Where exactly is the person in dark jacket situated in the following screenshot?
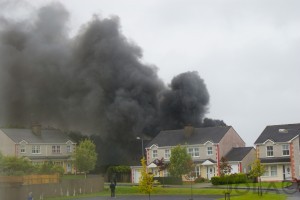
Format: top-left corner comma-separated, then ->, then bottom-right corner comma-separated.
109,181 -> 116,197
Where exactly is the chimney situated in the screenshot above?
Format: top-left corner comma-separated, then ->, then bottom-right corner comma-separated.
184,125 -> 194,138
31,122 -> 42,136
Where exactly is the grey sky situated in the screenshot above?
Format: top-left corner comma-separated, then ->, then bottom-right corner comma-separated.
3,0 -> 300,146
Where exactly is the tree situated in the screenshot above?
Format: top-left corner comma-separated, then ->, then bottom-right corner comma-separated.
219,157 -> 232,176
169,145 -> 193,178
73,139 -> 97,178
139,157 -> 154,200
249,159 -> 266,196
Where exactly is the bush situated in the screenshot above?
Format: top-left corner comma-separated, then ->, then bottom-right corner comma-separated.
153,177 -> 183,185
211,173 -> 249,185
194,176 -> 207,183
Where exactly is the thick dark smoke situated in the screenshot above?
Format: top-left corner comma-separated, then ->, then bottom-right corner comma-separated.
0,2 -> 225,166
159,71 -> 209,130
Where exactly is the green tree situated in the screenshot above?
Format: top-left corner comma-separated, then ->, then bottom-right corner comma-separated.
73,139 -> 97,178
169,145 -> 193,178
139,157 -> 154,200
249,159 -> 266,196
219,156 -> 232,176
2,156 -> 35,175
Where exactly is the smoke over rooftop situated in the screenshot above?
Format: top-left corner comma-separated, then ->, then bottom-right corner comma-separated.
0,2 -> 225,165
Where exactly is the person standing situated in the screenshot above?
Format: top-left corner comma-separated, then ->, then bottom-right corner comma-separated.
109,181 -> 116,198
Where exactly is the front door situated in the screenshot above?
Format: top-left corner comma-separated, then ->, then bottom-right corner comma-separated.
283,165 -> 291,180
67,163 -> 72,173
207,166 -> 215,180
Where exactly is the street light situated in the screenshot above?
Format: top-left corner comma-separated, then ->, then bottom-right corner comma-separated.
136,136 -> 144,158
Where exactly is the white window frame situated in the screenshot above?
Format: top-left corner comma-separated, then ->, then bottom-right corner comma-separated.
32,145 -> 41,154
282,144 -> 289,156
67,145 -> 72,153
270,166 -> 277,176
207,147 -> 213,155
52,145 -> 61,154
164,149 -> 170,159
20,145 -> 26,153
152,150 -> 158,158
188,147 -> 200,157
266,146 -> 273,157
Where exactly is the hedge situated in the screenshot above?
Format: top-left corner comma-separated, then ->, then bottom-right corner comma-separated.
211,173 -> 249,185
153,177 -> 183,185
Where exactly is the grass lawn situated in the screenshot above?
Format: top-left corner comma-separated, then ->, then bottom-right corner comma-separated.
217,181 -> 293,189
45,185 -> 287,200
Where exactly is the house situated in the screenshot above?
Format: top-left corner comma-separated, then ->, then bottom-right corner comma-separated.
145,125 -> 247,180
224,147 -> 256,174
0,123 -> 76,173
254,123 -> 300,181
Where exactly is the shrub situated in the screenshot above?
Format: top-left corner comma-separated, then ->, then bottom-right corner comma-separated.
194,176 -> 207,183
211,173 -> 249,185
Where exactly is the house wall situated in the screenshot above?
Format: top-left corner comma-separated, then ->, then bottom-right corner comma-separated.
257,141 -> 291,158
261,164 -> 284,182
0,130 -> 16,156
291,137 -> 300,179
241,148 -> 256,173
147,143 -> 217,164
218,127 -> 245,158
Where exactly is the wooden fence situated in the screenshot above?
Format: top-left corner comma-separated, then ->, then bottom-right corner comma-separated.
0,174 -> 59,185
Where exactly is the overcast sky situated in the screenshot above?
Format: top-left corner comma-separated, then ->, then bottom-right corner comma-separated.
3,0 -> 300,146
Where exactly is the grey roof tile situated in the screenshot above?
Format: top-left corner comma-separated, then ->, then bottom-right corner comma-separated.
260,157 -> 291,163
0,128 -> 74,144
224,147 -> 254,161
254,123 -> 300,144
146,126 -> 232,147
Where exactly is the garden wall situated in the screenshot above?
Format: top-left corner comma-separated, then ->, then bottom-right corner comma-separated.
0,175 -> 104,200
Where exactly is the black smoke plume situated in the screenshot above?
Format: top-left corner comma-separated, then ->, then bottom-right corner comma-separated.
0,2 -> 225,166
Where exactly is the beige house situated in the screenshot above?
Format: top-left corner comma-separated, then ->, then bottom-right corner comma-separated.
0,124 -> 76,174
145,125 -> 248,180
254,123 -> 300,181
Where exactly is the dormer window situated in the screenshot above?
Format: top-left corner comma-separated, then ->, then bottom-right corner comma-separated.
282,144 -> 289,156
152,150 -> 158,158
266,146 -> 273,157
20,145 -> 26,153
207,147 -> 213,155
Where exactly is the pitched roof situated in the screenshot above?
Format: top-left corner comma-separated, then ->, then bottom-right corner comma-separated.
254,123 -> 300,144
225,147 -> 254,162
0,128 -> 74,144
146,126 -> 232,148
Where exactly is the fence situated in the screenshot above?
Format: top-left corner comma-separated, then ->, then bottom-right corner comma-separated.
0,175 -> 104,200
0,174 -> 59,185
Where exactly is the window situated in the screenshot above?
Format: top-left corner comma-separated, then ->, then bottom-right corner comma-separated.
67,145 -> 72,153
32,145 -> 41,154
152,150 -> 158,158
164,149 -> 170,159
188,147 -> 200,157
263,166 -> 269,176
52,145 -> 61,154
270,166 -> 277,176
282,144 -> 289,156
207,147 -> 213,155
20,145 -> 26,153
266,146 -> 273,157
163,169 -> 169,177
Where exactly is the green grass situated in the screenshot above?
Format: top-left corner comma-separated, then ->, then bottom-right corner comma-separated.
45,185 -> 287,200
217,181 -> 292,189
